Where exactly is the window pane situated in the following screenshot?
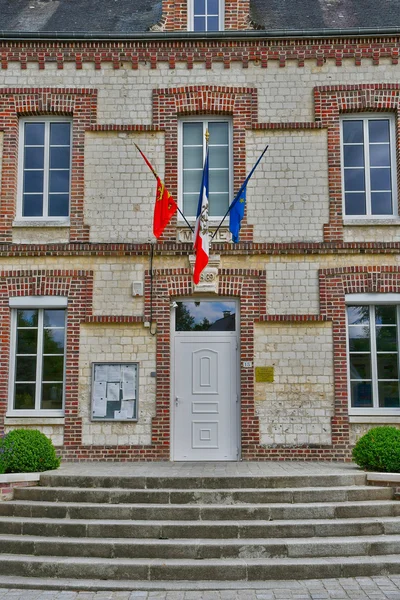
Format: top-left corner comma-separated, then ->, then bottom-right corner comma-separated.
183,193 -> 199,216
50,123 -> 71,146
24,170 -> 44,194
207,0 -> 219,12
24,147 -> 44,170
183,147 -> 203,170
49,170 -> 70,193
176,301 -> 236,331
343,145 -> 364,168
14,383 -> 36,410
183,123 -> 203,146
371,192 -> 393,215
17,310 -> 38,327
209,169 -> 229,193
25,123 -> 45,146
43,328 -> 65,354
16,356 -> 37,382
209,122 -> 229,145
207,15 -> 219,29
50,147 -> 70,169
350,354 -> 371,379
344,169 -> 365,192
351,381 -> 373,407
369,144 -> 390,167
377,354 -> 398,380
347,306 -> 369,326
43,310 -> 65,328
194,0 -> 205,13
194,16 -> 206,30
48,194 -> 69,217
23,194 -> 43,217
209,192 -> 229,216
369,120 -> 390,143
345,193 -> 366,215
183,170 -> 202,193
343,121 -> 363,143
348,325 -> 370,351
378,381 -> 400,408
17,329 -> 38,354
209,146 -> 229,169
42,355 -> 64,381
41,383 -> 63,410
376,306 -> 396,325
370,168 -> 391,191
376,326 -> 397,352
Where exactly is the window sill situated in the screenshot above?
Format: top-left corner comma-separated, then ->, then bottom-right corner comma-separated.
343,218 -> 400,226
5,416 -> 65,424
349,415 -> 400,424
12,219 -> 70,228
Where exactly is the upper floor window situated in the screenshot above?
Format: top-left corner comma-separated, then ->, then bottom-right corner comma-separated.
347,299 -> 400,413
8,297 -> 67,416
179,119 -> 232,219
18,119 -> 72,220
341,115 -> 397,218
189,0 -> 224,31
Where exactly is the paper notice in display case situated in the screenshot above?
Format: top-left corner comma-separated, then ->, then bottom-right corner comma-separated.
91,363 -> 138,421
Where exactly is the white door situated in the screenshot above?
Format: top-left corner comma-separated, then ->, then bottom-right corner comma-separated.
172,301 -> 239,461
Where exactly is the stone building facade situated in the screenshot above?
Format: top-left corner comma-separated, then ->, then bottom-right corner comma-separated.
0,0 -> 400,461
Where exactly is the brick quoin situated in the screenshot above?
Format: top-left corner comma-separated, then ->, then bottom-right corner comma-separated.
0,88 -> 97,243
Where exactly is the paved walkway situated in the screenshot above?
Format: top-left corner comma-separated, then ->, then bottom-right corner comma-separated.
47,461 -> 360,477
1,577 -> 400,599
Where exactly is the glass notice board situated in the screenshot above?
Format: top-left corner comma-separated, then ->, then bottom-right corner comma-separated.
91,363 -> 138,421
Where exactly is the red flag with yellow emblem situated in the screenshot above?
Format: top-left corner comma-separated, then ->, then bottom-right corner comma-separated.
135,144 -> 177,239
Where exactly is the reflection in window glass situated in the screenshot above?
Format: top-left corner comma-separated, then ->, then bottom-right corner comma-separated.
347,305 -> 400,409
176,301 -> 236,331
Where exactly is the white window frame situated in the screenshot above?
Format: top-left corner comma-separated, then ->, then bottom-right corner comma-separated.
178,117 -> 233,222
340,114 -> 398,220
7,296 -> 67,417
17,117 -> 72,223
346,293 -> 400,415
188,0 -> 225,31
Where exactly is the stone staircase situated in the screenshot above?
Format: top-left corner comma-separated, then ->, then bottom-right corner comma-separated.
0,467 -> 399,589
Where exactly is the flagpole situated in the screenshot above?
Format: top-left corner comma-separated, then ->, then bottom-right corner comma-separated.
134,142 -> 194,234
211,144 -> 269,241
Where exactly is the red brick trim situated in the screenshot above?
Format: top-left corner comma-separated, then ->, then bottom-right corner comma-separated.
161,0 -> 251,31
314,84 -> 400,243
89,125 -> 162,132
0,40 -> 400,71
253,122 -> 324,130
0,269 -> 94,448
84,315 -> 144,323
0,88 -> 97,243
153,85 -> 258,242
259,314 -> 328,322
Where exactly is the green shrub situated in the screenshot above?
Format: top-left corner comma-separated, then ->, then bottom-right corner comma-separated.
0,429 -> 60,474
352,426 -> 400,473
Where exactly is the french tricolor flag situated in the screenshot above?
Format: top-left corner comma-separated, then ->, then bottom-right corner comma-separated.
193,149 -> 210,285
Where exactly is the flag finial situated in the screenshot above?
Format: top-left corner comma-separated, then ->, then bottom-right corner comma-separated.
205,129 -> 210,144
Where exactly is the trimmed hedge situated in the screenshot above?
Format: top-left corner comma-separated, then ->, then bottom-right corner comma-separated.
0,429 -> 60,474
352,426 -> 400,473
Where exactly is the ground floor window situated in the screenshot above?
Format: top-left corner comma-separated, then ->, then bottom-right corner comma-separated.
347,303 -> 400,410
9,298 -> 66,416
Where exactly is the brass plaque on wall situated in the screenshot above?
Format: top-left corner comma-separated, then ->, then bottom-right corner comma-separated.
255,366 -> 274,382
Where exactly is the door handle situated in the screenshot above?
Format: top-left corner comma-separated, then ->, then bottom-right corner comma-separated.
175,396 -> 180,406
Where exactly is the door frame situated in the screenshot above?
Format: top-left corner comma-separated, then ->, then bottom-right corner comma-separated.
170,297 -> 241,461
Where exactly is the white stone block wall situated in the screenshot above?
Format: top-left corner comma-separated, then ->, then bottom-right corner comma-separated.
79,323 -> 156,446
254,322 -> 334,446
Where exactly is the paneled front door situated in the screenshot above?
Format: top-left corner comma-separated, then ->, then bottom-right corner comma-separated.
172,300 -> 239,461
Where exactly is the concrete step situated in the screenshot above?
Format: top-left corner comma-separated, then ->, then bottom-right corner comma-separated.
39,473 -> 368,490
1,533 -> 399,559
13,485 -> 394,504
1,499 -> 399,521
0,553 -> 400,581
0,515 -> 399,539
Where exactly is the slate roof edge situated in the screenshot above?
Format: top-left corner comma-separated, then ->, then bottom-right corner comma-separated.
2,27 -> 400,41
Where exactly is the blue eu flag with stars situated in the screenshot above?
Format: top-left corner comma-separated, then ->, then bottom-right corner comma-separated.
229,187 -> 247,243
